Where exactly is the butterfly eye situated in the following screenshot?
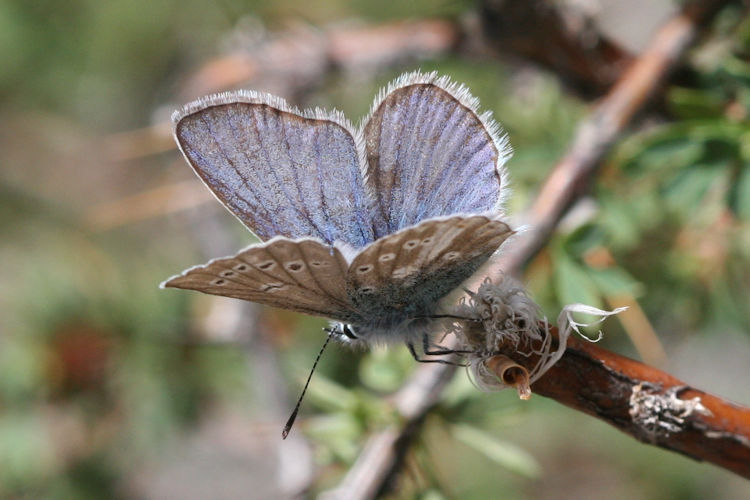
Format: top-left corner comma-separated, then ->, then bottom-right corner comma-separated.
404,239 -> 419,250
286,261 -> 304,272
233,263 -> 249,272
220,270 -> 235,277
378,253 -> 395,262
443,251 -> 461,261
356,264 -> 374,274
211,278 -> 226,286
421,237 -> 433,245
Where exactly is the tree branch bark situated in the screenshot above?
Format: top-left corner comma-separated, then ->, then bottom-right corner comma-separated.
491,328 -> 750,479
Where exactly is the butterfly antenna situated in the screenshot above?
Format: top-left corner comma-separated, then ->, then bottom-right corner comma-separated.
282,327 -> 336,439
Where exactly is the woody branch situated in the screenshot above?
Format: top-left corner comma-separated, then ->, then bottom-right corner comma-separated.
491,327 -> 750,479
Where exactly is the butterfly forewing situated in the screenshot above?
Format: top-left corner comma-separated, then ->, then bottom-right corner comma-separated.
346,216 -> 513,319
163,237 -> 358,321
174,97 -> 375,248
363,74 -> 510,236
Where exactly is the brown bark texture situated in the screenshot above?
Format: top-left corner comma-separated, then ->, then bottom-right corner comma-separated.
493,328 -> 750,479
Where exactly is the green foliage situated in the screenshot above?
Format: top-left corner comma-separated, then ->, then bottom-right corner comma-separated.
450,423 -> 541,478
528,10 -> 750,342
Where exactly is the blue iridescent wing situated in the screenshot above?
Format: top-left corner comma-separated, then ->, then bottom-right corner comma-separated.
362,72 -> 511,237
173,92 -> 376,248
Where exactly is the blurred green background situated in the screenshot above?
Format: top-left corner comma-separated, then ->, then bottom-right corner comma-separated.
1,0 -> 749,498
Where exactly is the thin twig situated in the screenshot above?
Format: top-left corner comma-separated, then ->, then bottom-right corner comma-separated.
321,363 -> 458,500
326,0 -> 733,497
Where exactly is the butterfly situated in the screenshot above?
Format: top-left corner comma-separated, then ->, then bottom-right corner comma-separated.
162,71 -> 514,357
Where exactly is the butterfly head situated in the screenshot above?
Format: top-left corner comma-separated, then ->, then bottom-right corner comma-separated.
332,323 -> 359,341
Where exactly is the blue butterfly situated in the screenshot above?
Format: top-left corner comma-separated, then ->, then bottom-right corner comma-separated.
163,71 -> 513,353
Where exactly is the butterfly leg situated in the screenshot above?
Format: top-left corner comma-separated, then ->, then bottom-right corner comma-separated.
407,341 -> 467,366
421,334 -> 473,356
409,315 -> 478,356
424,313 -> 481,322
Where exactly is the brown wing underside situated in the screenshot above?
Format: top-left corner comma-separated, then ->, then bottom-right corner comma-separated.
163,237 -> 358,322
346,215 -> 513,317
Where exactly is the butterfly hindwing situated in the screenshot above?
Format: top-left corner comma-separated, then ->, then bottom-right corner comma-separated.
162,237 -> 358,322
413,216 -> 513,301
363,73 -> 510,237
346,216 -> 513,319
174,95 -> 376,248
